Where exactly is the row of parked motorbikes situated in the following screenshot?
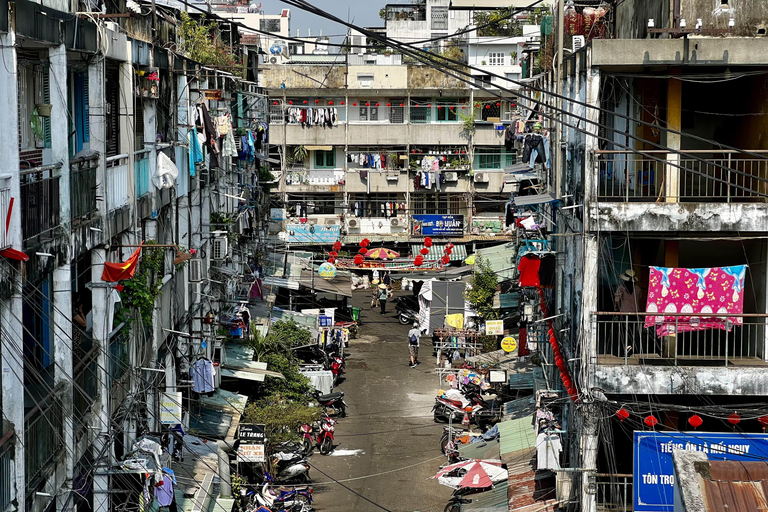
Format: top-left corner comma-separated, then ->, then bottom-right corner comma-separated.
240,332 -> 353,512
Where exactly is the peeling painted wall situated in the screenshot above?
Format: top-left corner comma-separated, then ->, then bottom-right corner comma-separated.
407,65 -> 466,89
594,364 -> 768,395
260,65 -> 347,89
592,202 -> 768,232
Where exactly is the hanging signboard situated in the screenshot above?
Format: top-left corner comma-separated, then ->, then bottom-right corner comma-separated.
237,444 -> 265,463
238,424 -> 266,463
634,431 -> 768,511
412,215 -> 464,237
286,224 -> 341,244
202,89 -> 222,100
318,262 -> 337,279
485,320 -> 504,335
160,392 -> 182,425
500,336 -> 518,353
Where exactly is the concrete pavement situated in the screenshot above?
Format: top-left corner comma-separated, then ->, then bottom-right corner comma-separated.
311,291 -> 453,512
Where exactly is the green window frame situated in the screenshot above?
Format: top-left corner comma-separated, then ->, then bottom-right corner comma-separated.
435,99 -> 459,122
409,99 -> 431,123
314,150 -> 336,169
478,149 -> 502,170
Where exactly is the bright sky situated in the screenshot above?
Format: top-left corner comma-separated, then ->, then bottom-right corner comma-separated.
259,0 -> 385,41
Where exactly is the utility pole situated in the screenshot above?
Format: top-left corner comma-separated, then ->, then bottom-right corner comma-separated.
555,0 -> 564,200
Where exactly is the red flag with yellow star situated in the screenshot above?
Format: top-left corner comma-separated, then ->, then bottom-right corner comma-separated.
102,244 -> 142,282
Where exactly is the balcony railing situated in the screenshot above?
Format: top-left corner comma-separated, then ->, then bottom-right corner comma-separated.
385,4 -> 426,21
21,163 -> 62,247
596,150 -> 768,203
73,336 -> 99,438
25,395 -> 63,488
70,154 -> 99,222
134,149 -> 151,198
596,474 -> 632,512
0,430 -> 13,511
593,312 -> 768,366
106,154 -> 130,211
285,169 -> 344,186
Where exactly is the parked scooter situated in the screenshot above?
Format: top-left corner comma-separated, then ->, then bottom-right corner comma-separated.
313,389 -> 347,418
394,296 -> 419,325
330,355 -> 345,384
253,475 -> 314,511
301,415 -> 336,456
268,451 -> 312,484
433,385 -> 502,430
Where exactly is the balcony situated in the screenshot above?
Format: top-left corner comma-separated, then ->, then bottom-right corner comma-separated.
70,154 -> 99,223
596,474 -> 632,512
106,154 -> 130,211
385,4 -> 426,22
25,394 -> 63,489
592,312 -> 768,396
134,149 -> 151,198
593,151 -> 768,232
0,430 -> 13,511
284,168 -> 344,192
21,163 -> 61,248
73,334 -> 98,438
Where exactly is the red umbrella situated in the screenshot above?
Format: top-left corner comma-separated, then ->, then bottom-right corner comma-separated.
364,247 -> 401,259
432,459 -> 507,489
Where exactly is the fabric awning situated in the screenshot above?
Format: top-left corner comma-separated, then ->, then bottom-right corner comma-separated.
305,145 -> 333,151
0,247 -> 29,261
410,244 -> 467,262
514,193 -> 558,206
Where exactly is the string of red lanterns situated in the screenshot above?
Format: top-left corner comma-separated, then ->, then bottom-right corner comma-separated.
538,286 -> 577,401
272,100 -> 515,110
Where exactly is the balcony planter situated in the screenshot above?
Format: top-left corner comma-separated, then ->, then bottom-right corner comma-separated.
35,103 -> 52,117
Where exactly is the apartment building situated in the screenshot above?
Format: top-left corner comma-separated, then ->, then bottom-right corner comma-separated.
263,1 -> 546,256
0,2 -> 270,510
529,1 -> 768,510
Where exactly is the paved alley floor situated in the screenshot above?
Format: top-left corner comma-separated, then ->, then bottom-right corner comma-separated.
311,291 -> 453,512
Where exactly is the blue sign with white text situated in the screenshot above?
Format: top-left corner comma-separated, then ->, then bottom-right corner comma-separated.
634,431 -> 768,511
286,224 -> 340,244
412,215 -> 464,237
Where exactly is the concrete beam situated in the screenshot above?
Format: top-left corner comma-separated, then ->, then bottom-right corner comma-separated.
595,364 -> 768,395
590,202 -> 768,232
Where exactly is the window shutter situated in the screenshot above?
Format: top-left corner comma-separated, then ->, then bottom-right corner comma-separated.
82,73 -> 90,143
42,68 -> 51,149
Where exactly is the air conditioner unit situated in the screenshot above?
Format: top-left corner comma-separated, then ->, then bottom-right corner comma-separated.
347,218 -> 359,229
572,35 -> 585,52
324,218 -> 337,225
189,259 -> 203,282
390,218 -> 400,227
212,237 -> 228,260
444,172 -> 459,181
269,56 -> 278,64
474,173 -> 489,183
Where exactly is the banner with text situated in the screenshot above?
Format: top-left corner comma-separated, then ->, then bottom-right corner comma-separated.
412,215 -> 464,237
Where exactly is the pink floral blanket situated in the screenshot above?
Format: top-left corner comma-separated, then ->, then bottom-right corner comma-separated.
644,265 -> 747,336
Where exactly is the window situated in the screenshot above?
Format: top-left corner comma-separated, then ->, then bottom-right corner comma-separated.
436,100 -> 459,122
431,6 -> 448,30
105,64 -> 120,157
476,102 -> 501,122
359,102 -> 378,122
259,19 -> 281,33
72,71 -> 90,154
389,101 -> 405,124
478,149 -> 501,169
18,65 -> 50,150
410,99 -> 431,123
488,52 -> 505,66
413,194 -> 462,215
314,150 -> 336,169
357,74 -> 374,88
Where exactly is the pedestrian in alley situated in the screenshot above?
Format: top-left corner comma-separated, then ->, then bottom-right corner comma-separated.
408,322 -> 421,368
383,271 -> 391,287
377,283 -> 389,314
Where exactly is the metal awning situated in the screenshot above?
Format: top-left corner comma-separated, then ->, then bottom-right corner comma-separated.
513,193 -> 558,206
461,481 -> 509,511
305,145 -> 333,151
409,244 -> 467,262
254,154 -> 280,164
299,270 -> 353,297
220,367 -> 285,382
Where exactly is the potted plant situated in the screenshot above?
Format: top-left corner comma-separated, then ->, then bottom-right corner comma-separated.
35,103 -> 52,117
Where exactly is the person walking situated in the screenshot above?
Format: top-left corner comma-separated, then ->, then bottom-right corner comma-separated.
383,271 -> 391,287
408,322 -> 421,368
377,283 -> 389,314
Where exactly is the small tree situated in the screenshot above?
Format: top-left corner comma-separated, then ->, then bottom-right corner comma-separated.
243,401 -> 321,448
465,256 -> 499,320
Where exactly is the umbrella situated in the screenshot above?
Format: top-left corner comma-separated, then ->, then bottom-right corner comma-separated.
432,459 -> 507,489
465,254 -> 476,265
364,247 -> 401,259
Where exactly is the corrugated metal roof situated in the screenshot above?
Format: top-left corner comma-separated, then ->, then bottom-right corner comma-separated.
458,439 -> 501,461
475,243 -> 517,280
703,461 -> 768,512
463,481 -> 509,511
498,417 -> 536,457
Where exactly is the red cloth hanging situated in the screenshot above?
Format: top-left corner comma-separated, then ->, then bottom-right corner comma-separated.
517,254 -> 541,287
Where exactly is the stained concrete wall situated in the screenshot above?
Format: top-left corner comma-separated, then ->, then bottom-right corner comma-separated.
260,65 -> 347,89
594,364 -> 768,395
592,202 -> 768,232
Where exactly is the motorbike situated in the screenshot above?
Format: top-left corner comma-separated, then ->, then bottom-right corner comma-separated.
301,415 -> 336,456
394,296 -> 419,325
433,385 -> 502,430
292,344 -> 330,368
439,426 -> 483,454
268,451 -> 312,484
330,355 -> 346,384
313,389 -> 347,418
253,476 -> 314,511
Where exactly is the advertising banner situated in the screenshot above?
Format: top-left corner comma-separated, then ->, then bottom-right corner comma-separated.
286,224 -> 340,244
412,215 -> 464,237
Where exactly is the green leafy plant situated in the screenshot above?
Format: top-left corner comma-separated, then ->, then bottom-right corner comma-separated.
465,256 -> 499,320
292,145 -> 308,164
243,401 -> 321,448
116,242 -> 166,328
179,12 -> 243,73
459,106 -> 478,135
474,8 -> 524,37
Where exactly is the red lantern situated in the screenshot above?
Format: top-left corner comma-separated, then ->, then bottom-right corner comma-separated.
328,257 -> 336,264
289,100 -> 293,104
329,251 -> 338,257
341,101 -> 345,105
616,408 -> 630,422
354,254 -> 364,266
485,105 -> 490,109
329,101 -> 334,105
333,241 -> 341,251
437,106 -> 442,110
446,248 -> 452,255
420,248 -> 429,255
447,243 -> 454,249
424,237 -> 432,244
510,103 -> 516,107
450,106 -> 455,110
366,102 -> 370,107
424,239 -> 433,248
428,104 -> 432,108
442,256 -> 450,264
400,103 -> 404,107
759,416 -> 768,430
688,414 -> 703,429
304,100 -> 308,104
273,101 -> 278,105
728,413 -> 741,426
358,248 -> 367,255
644,415 -> 659,428
475,103 -> 480,108
315,99 -> 319,104
375,103 -> 380,107
414,258 -> 424,267
386,103 -> 391,107
562,377 -> 572,389
360,239 -> 369,248
496,102 -> 500,107
415,104 -> 420,108
353,103 -> 357,106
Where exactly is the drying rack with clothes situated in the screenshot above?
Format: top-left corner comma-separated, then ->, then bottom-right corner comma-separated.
286,107 -> 339,127
520,133 -> 551,170
349,201 -> 406,218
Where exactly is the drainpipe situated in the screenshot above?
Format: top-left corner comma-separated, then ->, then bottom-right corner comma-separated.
217,440 -> 233,498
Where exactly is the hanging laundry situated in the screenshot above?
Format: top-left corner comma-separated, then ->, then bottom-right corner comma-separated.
222,124 -> 238,158
191,358 -> 215,393
188,131 -> 203,177
644,265 -> 747,336
155,468 -> 177,507
536,432 -> 562,470
504,125 -> 515,151
517,254 -> 541,287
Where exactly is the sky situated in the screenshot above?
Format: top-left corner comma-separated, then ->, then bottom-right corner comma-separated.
258,0 -> 385,41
